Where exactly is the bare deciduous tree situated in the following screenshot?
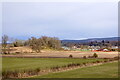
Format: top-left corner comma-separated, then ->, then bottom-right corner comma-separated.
2,35 -> 8,54
27,36 -> 61,53
28,37 -> 42,53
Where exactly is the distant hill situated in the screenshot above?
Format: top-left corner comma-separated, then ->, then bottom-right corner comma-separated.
61,37 -> 119,43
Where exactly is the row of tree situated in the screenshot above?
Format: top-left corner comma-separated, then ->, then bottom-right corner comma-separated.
1,35 -> 61,53
62,40 -> 118,49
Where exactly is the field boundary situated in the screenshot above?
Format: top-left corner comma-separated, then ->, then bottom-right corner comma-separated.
29,60 -> 118,78
2,58 -> 118,79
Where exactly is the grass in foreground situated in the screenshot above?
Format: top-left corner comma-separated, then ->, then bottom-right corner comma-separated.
2,57 -> 105,72
34,62 -> 118,78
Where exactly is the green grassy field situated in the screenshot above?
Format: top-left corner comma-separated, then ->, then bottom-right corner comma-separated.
34,62 -> 118,78
2,57 -> 105,72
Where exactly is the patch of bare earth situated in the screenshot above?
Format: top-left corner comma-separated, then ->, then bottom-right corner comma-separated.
2,49 -> 118,58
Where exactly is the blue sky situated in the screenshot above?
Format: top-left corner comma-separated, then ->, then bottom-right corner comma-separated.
2,2 -> 118,40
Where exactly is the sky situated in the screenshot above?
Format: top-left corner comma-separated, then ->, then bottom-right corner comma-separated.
2,2 -> 118,40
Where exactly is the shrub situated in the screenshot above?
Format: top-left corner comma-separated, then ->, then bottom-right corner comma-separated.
96,60 -> 100,63
88,55 -> 94,58
93,53 -> 98,58
114,56 -> 119,60
83,56 -> 87,59
69,55 -> 73,58
83,62 -> 87,65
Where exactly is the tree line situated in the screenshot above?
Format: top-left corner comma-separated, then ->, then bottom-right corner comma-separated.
1,35 -> 61,54
62,40 -> 118,50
